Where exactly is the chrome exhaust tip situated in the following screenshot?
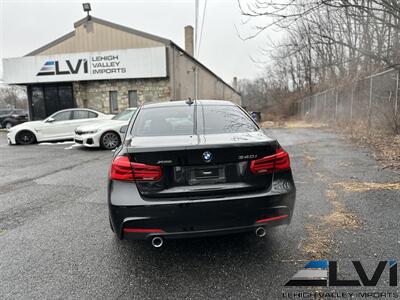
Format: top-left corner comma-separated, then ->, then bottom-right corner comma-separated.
151,236 -> 164,248
255,227 -> 266,238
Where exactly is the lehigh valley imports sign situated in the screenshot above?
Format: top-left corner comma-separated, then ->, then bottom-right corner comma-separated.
2,47 -> 167,84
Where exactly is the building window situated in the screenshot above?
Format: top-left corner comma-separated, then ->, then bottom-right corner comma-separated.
31,86 -> 45,120
109,91 -> 118,113
128,90 -> 138,107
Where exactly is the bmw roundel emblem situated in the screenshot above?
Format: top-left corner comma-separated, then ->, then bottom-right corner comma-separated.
202,151 -> 212,163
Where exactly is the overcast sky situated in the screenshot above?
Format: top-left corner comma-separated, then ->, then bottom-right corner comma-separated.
0,0 -> 276,83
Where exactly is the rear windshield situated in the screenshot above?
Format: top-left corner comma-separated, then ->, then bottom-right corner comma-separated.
197,105 -> 258,134
131,104 -> 257,137
112,109 -> 137,121
132,106 -> 194,136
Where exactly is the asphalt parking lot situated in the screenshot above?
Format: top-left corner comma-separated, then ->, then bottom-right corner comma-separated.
0,128 -> 399,299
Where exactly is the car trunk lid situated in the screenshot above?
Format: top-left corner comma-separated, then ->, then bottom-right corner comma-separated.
126,131 -> 277,199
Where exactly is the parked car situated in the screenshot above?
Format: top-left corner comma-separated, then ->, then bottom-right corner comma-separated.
250,111 -> 261,123
0,109 -> 28,129
74,107 -> 137,150
108,100 -> 296,248
7,108 -> 113,145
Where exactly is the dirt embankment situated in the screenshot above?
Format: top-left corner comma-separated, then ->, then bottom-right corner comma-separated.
340,124 -> 400,171
261,120 -> 328,129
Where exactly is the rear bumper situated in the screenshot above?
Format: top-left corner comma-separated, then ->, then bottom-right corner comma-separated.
108,170 -> 296,240
121,216 -> 291,240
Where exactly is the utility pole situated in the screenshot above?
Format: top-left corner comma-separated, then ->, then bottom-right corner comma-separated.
194,0 -> 199,100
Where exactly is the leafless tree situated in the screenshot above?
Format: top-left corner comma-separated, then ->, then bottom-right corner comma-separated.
238,0 -> 400,116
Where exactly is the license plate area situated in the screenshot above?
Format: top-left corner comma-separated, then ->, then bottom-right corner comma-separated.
188,166 -> 226,185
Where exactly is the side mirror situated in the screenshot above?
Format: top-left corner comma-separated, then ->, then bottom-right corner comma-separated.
120,125 -> 128,133
46,117 -> 55,123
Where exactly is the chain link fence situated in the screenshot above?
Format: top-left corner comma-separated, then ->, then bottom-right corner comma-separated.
293,69 -> 400,134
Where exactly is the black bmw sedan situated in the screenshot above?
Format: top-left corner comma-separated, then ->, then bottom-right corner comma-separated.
108,100 -> 295,247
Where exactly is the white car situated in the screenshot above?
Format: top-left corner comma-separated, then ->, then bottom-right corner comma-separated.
74,108 -> 137,150
7,108 -> 113,145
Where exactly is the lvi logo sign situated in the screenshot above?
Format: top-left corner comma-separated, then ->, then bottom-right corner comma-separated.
285,260 -> 397,287
37,59 -> 88,76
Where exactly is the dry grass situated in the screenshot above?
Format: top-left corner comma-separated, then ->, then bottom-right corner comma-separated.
333,181 -> 400,192
338,161 -> 352,167
304,154 -> 317,167
315,172 -> 327,181
325,189 -> 337,201
323,201 -> 361,229
261,120 -> 328,129
324,188 -> 361,229
301,188 -> 361,259
302,224 -> 334,259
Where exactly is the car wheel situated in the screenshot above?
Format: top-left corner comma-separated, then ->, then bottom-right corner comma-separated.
109,217 -> 114,232
100,131 -> 121,150
5,122 -> 13,130
16,130 -> 36,145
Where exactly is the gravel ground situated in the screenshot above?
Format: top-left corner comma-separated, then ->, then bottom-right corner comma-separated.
0,128 -> 399,299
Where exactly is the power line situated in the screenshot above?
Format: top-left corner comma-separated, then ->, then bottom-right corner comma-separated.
197,0 -> 207,57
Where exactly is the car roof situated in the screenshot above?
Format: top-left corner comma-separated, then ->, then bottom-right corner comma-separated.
53,108 -> 103,114
141,100 -> 236,108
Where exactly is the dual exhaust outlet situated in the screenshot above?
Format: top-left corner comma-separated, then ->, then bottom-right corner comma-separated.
151,236 -> 164,248
255,226 -> 266,238
150,227 -> 266,248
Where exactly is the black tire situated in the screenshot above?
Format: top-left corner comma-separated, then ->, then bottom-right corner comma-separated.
3,122 -> 13,129
16,130 -> 36,145
100,131 -> 121,150
109,217 -> 114,232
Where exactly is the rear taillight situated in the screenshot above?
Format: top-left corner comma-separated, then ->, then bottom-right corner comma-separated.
274,147 -> 291,170
110,156 -> 162,181
250,154 -> 275,175
131,162 -> 163,181
250,147 -> 290,175
110,156 -> 133,181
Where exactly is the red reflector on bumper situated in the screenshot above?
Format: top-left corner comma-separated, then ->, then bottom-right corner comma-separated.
123,228 -> 164,233
256,214 -> 289,223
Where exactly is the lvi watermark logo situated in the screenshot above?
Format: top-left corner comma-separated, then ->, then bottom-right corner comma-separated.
285,260 -> 397,287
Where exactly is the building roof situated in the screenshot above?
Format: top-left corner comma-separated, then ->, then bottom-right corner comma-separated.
25,16 -> 240,96
74,16 -> 171,45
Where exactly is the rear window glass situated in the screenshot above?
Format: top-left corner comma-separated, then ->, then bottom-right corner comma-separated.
197,105 -> 258,134
131,104 -> 257,137
132,106 -> 194,136
88,111 -> 98,118
112,109 -> 136,121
